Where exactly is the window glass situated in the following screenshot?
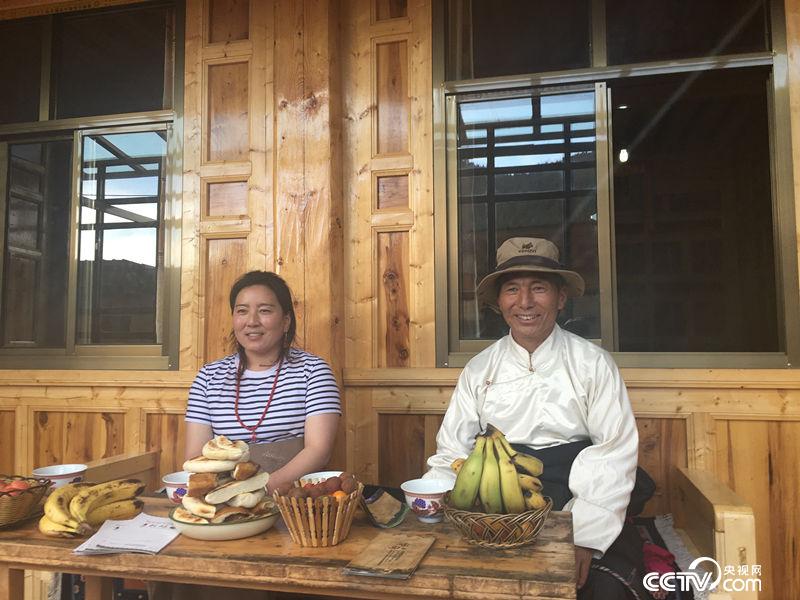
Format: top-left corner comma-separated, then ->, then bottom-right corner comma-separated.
0,19 -> 43,125
456,91 -> 600,340
610,67 -> 778,352
76,131 -> 164,344
447,0 -> 590,80
1,140 -> 72,347
53,6 -> 171,118
606,0 -> 769,65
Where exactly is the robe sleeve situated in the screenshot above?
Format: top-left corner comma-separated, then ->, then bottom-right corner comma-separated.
563,354 -> 638,554
423,366 -> 483,483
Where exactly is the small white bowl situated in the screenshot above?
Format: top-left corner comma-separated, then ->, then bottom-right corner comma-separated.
169,508 -> 279,541
400,478 -> 453,523
32,464 -> 87,489
299,470 -> 342,485
162,471 -> 190,504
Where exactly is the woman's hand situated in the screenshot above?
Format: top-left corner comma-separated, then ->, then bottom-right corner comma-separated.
265,413 -> 340,493
575,545 -> 594,589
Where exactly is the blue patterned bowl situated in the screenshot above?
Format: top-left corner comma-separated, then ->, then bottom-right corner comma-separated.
400,478 -> 453,523
162,471 -> 189,504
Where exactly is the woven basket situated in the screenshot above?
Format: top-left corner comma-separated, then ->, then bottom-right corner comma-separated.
0,475 -> 51,528
443,493 -> 553,549
273,480 -> 363,547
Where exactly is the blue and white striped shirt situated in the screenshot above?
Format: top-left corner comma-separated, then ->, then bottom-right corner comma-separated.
185,349 -> 341,442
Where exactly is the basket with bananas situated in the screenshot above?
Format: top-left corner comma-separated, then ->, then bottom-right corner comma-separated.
444,425 -> 552,549
39,479 -> 145,537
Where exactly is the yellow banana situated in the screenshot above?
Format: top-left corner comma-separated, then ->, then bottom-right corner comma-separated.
518,473 -> 543,492
69,479 -> 145,522
495,438 -> 526,514
523,489 -> 548,510
44,482 -> 93,529
38,514 -> 82,537
488,424 -> 518,458
512,452 -> 544,477
450,458 -> 466,474
478,437 -> 503,514
85,498 -> 144,527
450,435 -> 486,510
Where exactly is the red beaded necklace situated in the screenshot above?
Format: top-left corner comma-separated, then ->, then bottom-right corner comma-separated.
234,359 -> 283,442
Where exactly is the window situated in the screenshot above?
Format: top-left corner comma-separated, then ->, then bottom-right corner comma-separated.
0,2 -> 182,369
436,0 -> 799,367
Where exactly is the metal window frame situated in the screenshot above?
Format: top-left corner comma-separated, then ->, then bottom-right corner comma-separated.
434,0 -> 800,369
0,0 -> 183,370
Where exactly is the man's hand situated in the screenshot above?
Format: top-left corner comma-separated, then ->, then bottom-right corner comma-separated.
575,545 -> 594,589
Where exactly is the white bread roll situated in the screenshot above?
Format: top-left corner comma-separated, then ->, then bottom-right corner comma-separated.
182,495 -> 216,519
202,436 -> 248,461
204,471 -> 270,505
227,488 -> 266,509
182,455 -> 238,473
173,507 -> 209,524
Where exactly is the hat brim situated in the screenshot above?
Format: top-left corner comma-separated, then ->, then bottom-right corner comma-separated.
475,265 -> 585,311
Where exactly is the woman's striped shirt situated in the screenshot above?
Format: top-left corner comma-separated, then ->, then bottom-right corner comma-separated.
185,349 -> 341,442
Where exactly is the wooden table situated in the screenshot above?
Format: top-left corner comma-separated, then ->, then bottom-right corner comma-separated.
0,498 -> 576,600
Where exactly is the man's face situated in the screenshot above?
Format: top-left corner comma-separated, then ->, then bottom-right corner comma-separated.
497,274 -> 567,353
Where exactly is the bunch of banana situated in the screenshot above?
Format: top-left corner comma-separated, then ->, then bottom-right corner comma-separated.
449,424 -> 548,514
39,478 -> 144,537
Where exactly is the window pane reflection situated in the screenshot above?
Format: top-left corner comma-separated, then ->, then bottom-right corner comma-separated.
77,130 -> 165,344
611,68 -> 779,352
1,141 -> 72,347
456,90 -> 600,340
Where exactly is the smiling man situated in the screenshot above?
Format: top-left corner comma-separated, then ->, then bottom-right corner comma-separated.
425,237 -> 645,599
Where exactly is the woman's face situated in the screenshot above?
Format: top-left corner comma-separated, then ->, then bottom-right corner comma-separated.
232,284 -> 290,364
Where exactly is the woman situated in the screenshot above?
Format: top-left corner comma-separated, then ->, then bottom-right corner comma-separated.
184,270 -> 341,493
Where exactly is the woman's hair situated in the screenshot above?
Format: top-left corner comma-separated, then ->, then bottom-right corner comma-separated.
229,271 -> 297,371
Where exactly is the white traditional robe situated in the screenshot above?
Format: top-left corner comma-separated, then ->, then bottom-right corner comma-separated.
425,325 -> 638,554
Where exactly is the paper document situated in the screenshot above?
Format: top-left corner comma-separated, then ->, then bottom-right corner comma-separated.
73,512 -> 178,555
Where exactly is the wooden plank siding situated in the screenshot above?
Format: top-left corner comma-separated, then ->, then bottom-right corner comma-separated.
0,0 -> 797,598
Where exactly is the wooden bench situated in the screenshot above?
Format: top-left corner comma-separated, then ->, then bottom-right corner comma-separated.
83,450 -> 161,492
674,467 -> 758,600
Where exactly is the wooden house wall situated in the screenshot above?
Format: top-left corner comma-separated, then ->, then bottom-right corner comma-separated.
0,0 -> 798,598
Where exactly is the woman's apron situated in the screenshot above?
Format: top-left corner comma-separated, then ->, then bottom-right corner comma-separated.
247,436 -> 305,473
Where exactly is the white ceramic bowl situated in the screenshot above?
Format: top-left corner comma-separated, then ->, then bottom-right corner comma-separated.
400,478 -> 453,523
31,464 -> 87,489
162,470 -> 190,504
169,508 -> 280,541
299,470 -> 343,485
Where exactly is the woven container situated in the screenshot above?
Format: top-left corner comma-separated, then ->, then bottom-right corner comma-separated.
273,480 -> 363,547
443,493 -> 553,549
0,475 -> 51,528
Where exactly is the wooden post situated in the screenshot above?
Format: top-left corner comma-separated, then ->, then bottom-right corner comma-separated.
83,575 -> 113,600
0,566 -> 23,600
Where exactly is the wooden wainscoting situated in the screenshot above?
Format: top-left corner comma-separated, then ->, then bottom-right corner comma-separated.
344,367 -> 800,600
0,371 -> 192,477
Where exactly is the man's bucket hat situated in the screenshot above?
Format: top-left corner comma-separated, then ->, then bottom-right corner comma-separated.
475,237 -> 585,309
